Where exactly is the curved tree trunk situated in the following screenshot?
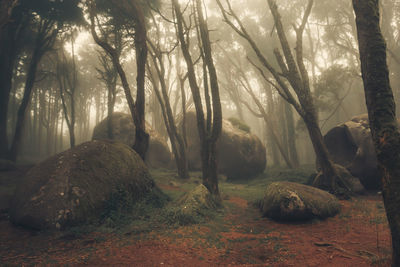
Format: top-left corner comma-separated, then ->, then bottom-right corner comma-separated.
8,19 -> 57,161
353,0 -> 400,265
89,0 -> 149,160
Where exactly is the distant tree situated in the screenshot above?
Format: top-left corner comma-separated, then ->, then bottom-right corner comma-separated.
55,33 -> 78,148
217,0 -> 352,196
95,29 -> 123,139
0,0 -> 83,161
353,0 -> 400,264
147,10 -> 189,179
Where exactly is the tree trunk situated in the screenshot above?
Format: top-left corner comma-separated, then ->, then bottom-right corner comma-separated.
173,0 -> 222,196
8,45 -> 42,161
148,61 -> 189,179
107,86 -> 115,139
285,101 -> 299,167
0,23 -> 18,159
90,0 -> 149,160
353,0 -> 400,264
195,0 -> 222,196
267,126 -> 280,167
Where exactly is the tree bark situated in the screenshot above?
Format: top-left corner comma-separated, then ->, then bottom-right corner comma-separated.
353,0 -> 400,265
217,0 -> 350,195
8,19 -> 57,161
89,0 -> 149,160
284,101 -> 300,168
173,0 -> 222,196
0,18 -> 22,159
130,1 -> 150,159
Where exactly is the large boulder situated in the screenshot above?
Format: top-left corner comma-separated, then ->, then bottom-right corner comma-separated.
324,114 -> 383,190
184,112 -> 266,180
92,113 -> 172,169
10,140 -> 162,230
260,182 -> 340,221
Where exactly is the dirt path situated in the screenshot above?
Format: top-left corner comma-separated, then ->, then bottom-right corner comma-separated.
0,193 -> 391,266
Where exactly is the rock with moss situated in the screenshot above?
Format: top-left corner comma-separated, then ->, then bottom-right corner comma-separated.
260,182 -> 340,221
323,114 -> 395,190
177,184 -> 217,213
10,140 -> 164,230
183,112 -> 266,180
166,184 -> 218,225
92,112 -> 173,169
313,164 -> 365,195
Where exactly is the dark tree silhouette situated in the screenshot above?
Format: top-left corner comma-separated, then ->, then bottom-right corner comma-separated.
353,0 -> 400,265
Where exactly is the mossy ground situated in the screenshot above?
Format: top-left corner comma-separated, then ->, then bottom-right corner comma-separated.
0,165 -> 391,266
56,165 -> 314,235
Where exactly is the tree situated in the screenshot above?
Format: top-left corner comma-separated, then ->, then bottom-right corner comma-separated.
147,10 -> 189,179
56,34 -> 78,148
0,0 -> 83,161
95,30 -> 122,140
88,0 -> 151,160
217,0 -> 351,196
353,0 -> 400,264
172,0 -> 223,197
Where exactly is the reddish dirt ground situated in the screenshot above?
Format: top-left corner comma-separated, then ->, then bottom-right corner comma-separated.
0,193 -> 391,266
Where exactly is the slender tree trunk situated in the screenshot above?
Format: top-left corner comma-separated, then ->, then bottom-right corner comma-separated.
268,127 -> 280,166
54,103 -> 59,155
173,0 -> 222,196
8,47 -> 42,161
32,90 -> 39,155
90,0 -> 149,160
0,24 -> 17,159
195,0 -> 222,196
107,83 -> 116,139
285,101 -> 299,167
59,113 -> 64,151
148,60 -> 189,179
353,0 -> 400,264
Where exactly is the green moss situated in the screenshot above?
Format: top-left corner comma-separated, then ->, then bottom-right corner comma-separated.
228,117 -> 251,133
260,181 -> 340,221
164,185 -> 220,226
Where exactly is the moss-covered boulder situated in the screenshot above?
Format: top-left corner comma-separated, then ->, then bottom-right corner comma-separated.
177,184 -> 217,214
313,164 -> 365,195
323,114 -> 393,190
92,113 -> 173,169
10,140 -> 163,230
166,184 -> 218,225
260,182 -> 340,221
184,112 -> 266,180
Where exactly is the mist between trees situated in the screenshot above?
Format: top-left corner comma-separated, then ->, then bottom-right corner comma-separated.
2,0 -> 400,264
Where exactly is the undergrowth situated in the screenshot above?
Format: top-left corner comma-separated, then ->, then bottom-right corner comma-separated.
59,165 -> 315,237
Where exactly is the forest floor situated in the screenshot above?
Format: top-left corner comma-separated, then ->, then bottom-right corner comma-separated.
0,166 -> 392,266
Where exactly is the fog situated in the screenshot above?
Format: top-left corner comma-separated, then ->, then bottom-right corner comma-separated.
1,0 -> 400,265
4,0 -> 396,167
